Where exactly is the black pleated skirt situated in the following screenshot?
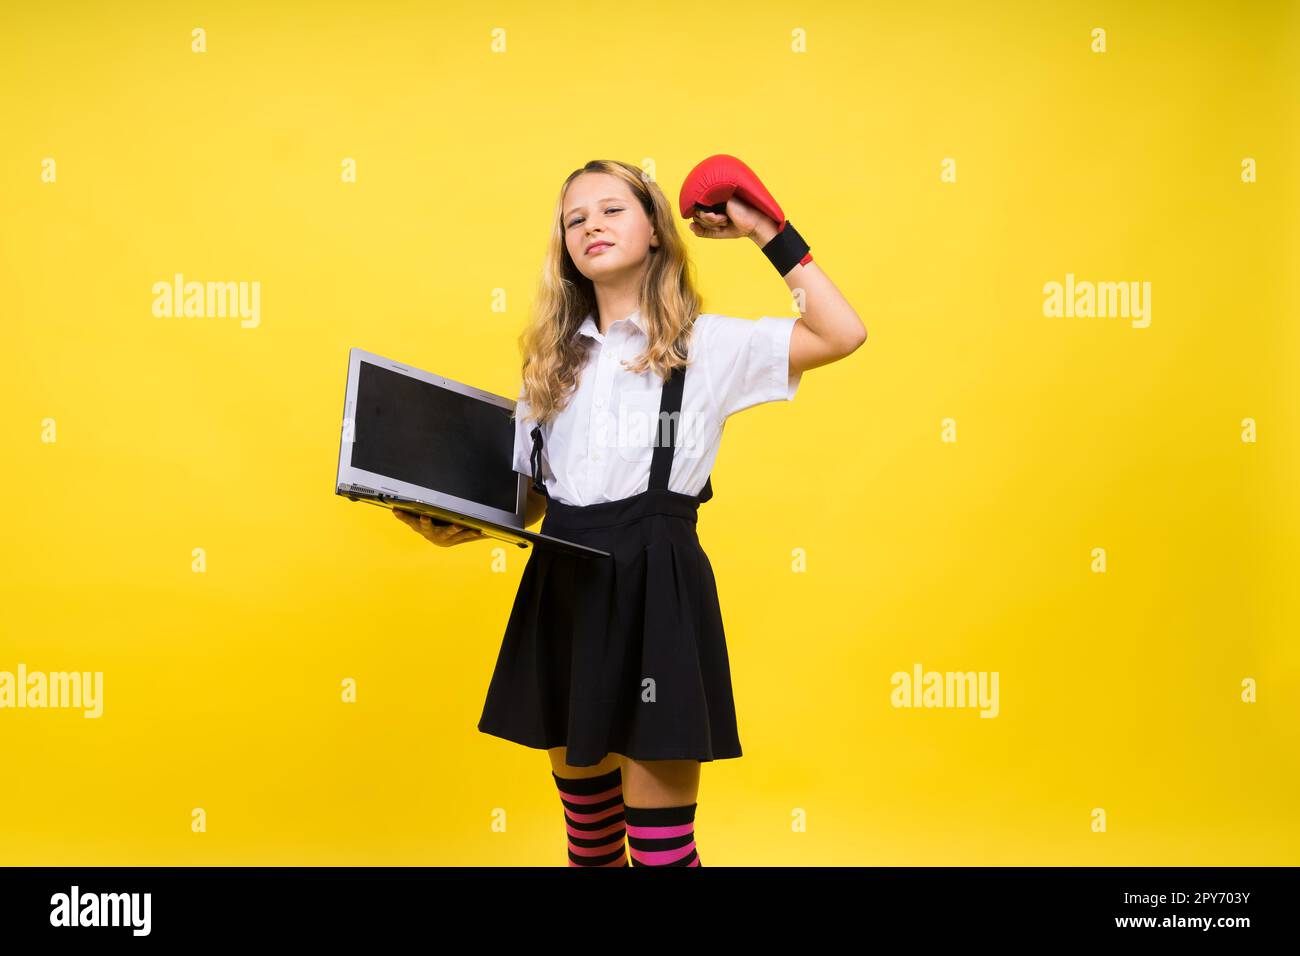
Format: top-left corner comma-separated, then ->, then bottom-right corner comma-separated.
477,487 -> 742,767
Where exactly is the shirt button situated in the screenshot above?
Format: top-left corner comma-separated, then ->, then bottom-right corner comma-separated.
595,396 -> 605,408
594,450 -> 603,461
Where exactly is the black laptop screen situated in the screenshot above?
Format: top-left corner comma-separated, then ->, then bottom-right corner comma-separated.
351,361 -> 517,514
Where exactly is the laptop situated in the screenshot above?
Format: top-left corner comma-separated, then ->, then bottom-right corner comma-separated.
335,347 -> 610,560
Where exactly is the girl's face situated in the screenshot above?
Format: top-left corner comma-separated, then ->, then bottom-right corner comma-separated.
562,172 -> 659,285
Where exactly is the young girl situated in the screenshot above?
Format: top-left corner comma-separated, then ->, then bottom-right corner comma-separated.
396,158 -> 865,866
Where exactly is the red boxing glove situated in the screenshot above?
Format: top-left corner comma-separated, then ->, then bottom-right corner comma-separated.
679,154 -> 812,275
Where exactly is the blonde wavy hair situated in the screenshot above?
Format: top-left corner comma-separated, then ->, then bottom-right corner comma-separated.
516,159 -> 703,427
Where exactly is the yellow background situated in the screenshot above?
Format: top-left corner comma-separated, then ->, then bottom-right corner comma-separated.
1,0 -> 1296,865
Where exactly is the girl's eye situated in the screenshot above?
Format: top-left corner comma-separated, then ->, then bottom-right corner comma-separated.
568,207 -> 623,228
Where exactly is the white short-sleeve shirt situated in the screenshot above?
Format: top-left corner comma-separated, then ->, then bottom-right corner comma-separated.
511,309 -> 802,506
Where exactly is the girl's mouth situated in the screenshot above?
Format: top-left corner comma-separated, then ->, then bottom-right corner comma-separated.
586,242 -> 613,255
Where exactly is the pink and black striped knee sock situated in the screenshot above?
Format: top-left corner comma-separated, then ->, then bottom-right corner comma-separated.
552,767 -> 630,867
625,802 -> 701,866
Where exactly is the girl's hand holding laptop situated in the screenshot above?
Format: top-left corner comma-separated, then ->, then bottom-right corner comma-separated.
392,508 -> 486,547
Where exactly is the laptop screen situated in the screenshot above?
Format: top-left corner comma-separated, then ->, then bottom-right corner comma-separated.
351,360 -> 518,514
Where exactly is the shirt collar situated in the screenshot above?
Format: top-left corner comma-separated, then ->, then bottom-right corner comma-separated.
577,309 -> 645,342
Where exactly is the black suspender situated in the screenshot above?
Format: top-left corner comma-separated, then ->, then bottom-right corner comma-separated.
647,364 -> 685,491
529,424 -> 547,495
